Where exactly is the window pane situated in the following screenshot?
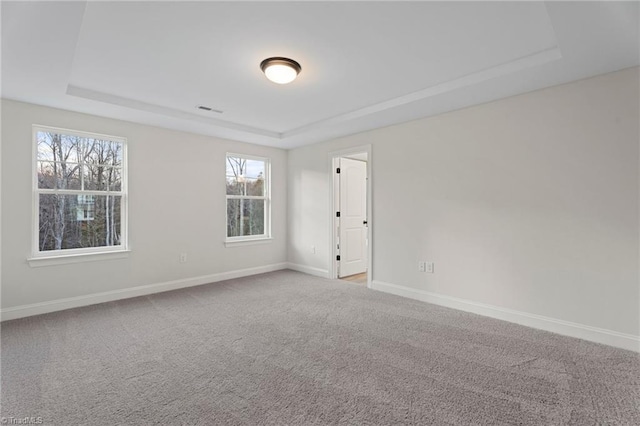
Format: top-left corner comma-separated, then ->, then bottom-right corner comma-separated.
245,178 -> 264,196
84,138 -> 123,167
36,132 -> 82,163
226,157 -> 245,179
244,160 -> 265,179
226,158 -> 238,176
227,198 -> 241,237
226,199 -> 265,237
226,176 -> 243,195
242,199 -> 265,236
37,133 -> 55,161
37,162 -> 56,189
39,194 -> 122,251
37,161 -> 81,190
84,165 -> 121,191
108,168 -> 122,191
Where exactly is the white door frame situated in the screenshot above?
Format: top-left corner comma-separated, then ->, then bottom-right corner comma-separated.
328,145 -> 372,288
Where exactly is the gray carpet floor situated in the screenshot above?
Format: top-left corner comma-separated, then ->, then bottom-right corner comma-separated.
2,270 -> 639,425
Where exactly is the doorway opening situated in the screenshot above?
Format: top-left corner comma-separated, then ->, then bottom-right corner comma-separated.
330,146 -> 372,288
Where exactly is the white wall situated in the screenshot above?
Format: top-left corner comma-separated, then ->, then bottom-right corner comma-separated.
2,68 -> 638,349
1,100 -> 288,313
288,67 -> 640,342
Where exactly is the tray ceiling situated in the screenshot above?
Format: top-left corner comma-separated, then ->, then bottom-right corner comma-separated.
2,1 -> 638,148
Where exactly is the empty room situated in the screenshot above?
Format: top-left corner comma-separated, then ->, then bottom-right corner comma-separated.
1,1 -> 639,425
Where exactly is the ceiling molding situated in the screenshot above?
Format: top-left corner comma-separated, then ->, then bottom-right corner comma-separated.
66,85 -> 282,139
283,46 -> 562,138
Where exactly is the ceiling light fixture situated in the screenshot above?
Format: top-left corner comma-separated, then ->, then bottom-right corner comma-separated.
260,57 -> 301,85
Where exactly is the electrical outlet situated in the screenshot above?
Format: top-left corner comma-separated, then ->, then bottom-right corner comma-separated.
426,262 -> 434,273
179,253 -> 188,263
418,261 -> 426,272
311,245 -> 316,254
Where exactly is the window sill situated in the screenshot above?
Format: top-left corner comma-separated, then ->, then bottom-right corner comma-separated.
224,237 -> 273,248
28,250 -> 131,268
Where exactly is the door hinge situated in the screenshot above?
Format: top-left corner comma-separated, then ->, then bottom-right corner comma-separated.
336,211 -> 340,217
336,255 -> 341,261
336,167 -> 340,173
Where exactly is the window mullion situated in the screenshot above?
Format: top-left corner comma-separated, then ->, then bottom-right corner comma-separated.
37,189 -> 124,196
226,195 -> 266,200
240,198 -> 244,236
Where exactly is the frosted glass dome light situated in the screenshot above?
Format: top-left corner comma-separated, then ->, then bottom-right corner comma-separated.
260,57 -> 301,85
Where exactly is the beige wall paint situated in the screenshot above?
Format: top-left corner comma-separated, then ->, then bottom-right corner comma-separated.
288,67 -> 639,336
1,100 -> 288,309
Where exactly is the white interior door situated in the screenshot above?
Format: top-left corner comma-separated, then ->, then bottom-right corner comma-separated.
338,158 -> 367,278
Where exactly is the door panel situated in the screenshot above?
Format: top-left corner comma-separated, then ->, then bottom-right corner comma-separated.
345,228 -> 364,260
338,158 -> 367,277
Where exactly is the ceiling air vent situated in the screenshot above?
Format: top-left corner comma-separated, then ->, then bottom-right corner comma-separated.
197,105 -> 223,114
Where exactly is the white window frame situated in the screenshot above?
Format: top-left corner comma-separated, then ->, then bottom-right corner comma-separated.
30,125 -> 129,263
225,153 -> 271,244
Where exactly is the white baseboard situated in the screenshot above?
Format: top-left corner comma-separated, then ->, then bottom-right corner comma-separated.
286,262 -> 330,279
1,263 -> 288,321
371,280 -> 640,353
